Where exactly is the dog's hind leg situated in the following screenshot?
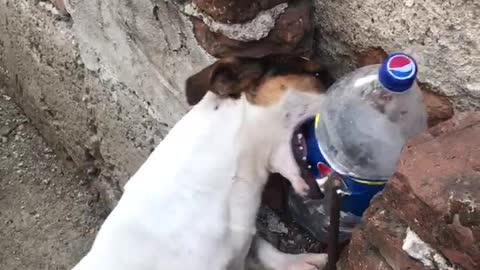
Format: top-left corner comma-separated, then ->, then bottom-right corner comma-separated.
245,236 -> 327,270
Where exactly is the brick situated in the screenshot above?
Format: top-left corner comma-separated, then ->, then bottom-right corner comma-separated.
192,0 -> 313,58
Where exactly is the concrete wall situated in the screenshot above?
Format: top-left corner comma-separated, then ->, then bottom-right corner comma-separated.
0,0 -> 212,207
0,0 -> 478,207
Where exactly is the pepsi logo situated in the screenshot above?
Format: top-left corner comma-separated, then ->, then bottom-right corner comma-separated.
317,162 -> 332,178
387,55 -> 416,79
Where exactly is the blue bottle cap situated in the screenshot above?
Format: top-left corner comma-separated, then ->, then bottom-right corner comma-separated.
378,53 -> 417,92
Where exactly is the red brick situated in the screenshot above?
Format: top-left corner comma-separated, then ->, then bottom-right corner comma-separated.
419,83 -> 454,127
337,228 -> 393,270
355,47 -> 388,67
363,208 -> 424,270
337,112 -> 480,270
192,0 -> 313,58
383,112 -> 480,269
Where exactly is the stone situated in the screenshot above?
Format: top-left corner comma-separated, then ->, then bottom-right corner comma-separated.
337,228 -> 393,270
186,2 -> 289,42
0,125 -> 15,137
193,0 -> 287,24
192,0 -> 314,58
402,228 -> 460,270
338,112 -> 480,270
384,112 -> 480,270
363,208 -> 425,270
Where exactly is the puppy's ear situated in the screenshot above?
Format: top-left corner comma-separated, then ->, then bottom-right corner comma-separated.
185,57 -> 265,106
262,54 -> 335,88
185,63 -> 215,106
262,54 -> 323,73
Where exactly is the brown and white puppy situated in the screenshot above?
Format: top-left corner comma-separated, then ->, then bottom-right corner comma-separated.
72,55 -> 330,270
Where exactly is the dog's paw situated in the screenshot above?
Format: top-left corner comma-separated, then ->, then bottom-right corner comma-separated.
290,178 -> 310,197
252,237 -> 327,270
283,253 -> 328,270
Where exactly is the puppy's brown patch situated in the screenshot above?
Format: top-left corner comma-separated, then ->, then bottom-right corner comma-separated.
251,75 -> 324,106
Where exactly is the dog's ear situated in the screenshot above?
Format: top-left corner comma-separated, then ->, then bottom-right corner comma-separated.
261,54 -> 335,88
185,57 -> 265,106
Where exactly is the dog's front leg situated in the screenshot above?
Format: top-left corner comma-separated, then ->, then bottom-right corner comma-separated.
227,234 -> 254,270
269,142 -> 310,197
245,236 -> 327,270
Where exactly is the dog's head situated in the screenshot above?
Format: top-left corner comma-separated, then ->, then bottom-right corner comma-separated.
185,54 -> 333,196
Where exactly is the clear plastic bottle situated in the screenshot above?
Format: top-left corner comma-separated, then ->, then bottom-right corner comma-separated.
316,53 -> 427,181
295,53 -> 428,243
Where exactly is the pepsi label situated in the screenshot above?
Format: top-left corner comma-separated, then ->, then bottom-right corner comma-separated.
304,115 -> 387,216
387,54 -> 416,80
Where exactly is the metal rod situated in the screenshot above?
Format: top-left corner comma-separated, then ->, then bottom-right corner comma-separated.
326,173 -> 342,270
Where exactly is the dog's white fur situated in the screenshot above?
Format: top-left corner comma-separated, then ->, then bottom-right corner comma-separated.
73,57 -> 328,270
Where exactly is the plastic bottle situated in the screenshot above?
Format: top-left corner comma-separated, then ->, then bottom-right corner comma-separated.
297,53 -> 427,243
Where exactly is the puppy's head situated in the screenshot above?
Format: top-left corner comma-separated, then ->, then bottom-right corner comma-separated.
186,54 -> 333,196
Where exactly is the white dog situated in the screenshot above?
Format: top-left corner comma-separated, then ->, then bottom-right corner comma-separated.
73,55 -> 329,270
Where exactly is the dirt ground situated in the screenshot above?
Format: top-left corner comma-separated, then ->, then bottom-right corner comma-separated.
0,89 -> 107,270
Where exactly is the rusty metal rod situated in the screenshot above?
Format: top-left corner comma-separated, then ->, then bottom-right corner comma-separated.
326,173 -> 342,270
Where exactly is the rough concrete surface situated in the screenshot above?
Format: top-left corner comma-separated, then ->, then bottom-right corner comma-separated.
68,0 -> 215,202
0,0 -> 214,206
313,0 -> 480,111
64,0 -> 214,118
0,89 -> 107,270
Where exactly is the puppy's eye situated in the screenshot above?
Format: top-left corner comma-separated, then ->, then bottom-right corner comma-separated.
314,72 -> 321,79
